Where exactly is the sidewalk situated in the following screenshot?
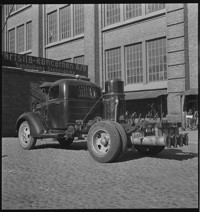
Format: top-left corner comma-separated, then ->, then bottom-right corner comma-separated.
180,129 -> 198,143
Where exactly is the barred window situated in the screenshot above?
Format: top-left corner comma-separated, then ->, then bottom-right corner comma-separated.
74,56 -> 84,65
74,4 -> 84,35
17,25 -> 24,53
146,4 -> 165,14
60,5 -> 71,39
47,11 -> 57,44
26,22 -> 32,50
8,28 -> 15,53
125,4 -> 142,20
106,48 -> 121,80
126,43 -> 143,84
105,4 -> 120,26
147,38 -> 167,82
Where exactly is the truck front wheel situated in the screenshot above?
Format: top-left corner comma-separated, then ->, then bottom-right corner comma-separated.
134,145 -> 165,156
18,121 -> 37,150
57,137 -> 74,147
87,121 -> 121,163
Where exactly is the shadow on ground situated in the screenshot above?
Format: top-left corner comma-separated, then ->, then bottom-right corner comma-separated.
155,148 -> 198,161
32,141 -> 198,162
32,141 -> 88,151
118,147 -> 198,163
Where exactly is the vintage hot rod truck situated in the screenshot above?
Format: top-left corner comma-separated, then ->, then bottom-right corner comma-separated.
16,76 -> 189,163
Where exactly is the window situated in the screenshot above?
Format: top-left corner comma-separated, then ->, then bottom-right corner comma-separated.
125,4 -> 142,20
74,56 -> 84,65
60,5 -> 71,39
105,4 -> 120,26
26,22 -> 32,50
17,25 -> 24,53
49,85 -> 59,100
74,4 -> 84,35
8,28 -> 15,52
147,38 -> 167,82
106,48 -> 121,80
126,43 -> 143,84
146,4 -> 165,14
78,85 -> 97,99
47,11 -> 57,44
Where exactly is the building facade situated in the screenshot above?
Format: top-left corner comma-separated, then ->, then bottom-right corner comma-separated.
2,4 -> 198,127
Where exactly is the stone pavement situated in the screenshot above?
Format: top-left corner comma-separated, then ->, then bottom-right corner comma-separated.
1,130 -> 199,209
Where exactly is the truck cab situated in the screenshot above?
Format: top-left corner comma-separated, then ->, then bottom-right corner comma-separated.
46,78 -> 103,129
16,78 -> 103,148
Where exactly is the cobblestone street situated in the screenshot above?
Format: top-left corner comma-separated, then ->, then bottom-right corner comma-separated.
2,130 -> 198,209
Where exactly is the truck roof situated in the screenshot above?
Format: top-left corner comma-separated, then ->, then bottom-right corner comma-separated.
51,78 -> 101,89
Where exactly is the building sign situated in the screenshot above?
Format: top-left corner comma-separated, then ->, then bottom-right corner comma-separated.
2,51 -> 88,77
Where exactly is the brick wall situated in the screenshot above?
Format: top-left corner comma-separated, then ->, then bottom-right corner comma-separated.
84,4 -> 99,84
2,67 -> 73,137
188,4 -> 198,89
166,4 -> 185,122
166,4 -> 198,124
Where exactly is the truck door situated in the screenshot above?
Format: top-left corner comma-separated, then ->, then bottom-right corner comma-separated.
47,85 -> 63,129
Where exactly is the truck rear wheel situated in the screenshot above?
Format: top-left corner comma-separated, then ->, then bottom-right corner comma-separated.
109,121 -> 127,160
18,121 -> 37,150
57,137 -> 74,147
87,121 -> 121,163
134,145 -> 165,156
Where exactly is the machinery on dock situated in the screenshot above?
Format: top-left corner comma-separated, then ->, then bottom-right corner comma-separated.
16,77 -> 189,163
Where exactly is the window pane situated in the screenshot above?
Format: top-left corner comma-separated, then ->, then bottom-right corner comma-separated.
74,4 -> 84,35
147,38 -> 167,82
125,43 -> 143,84
146,4 -> 165,14
8,28 -> 15,52
105,4 -> 120,26
47,11 -> 57,44
125,4 -> 142,20
74,56 -> 84,65
60,5 -> 71,39
49,86 -> 59,100
106,48 -> 121,80
26,22 -> 32,50
17,25 -> 24,53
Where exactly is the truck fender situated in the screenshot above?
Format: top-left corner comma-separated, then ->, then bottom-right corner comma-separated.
16,112 -> 48,138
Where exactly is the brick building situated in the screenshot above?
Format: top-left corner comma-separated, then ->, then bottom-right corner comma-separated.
2,4 -> 198,128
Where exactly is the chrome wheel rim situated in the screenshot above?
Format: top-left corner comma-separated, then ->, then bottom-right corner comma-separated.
92,130 -> 111,155
19,124 -> 31,147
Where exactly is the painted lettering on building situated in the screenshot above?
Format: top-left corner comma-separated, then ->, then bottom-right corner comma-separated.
2,52 -> 88,77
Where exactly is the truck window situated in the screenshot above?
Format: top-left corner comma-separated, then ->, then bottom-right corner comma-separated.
49,85 -> 59,100
78,85 -> 95,98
